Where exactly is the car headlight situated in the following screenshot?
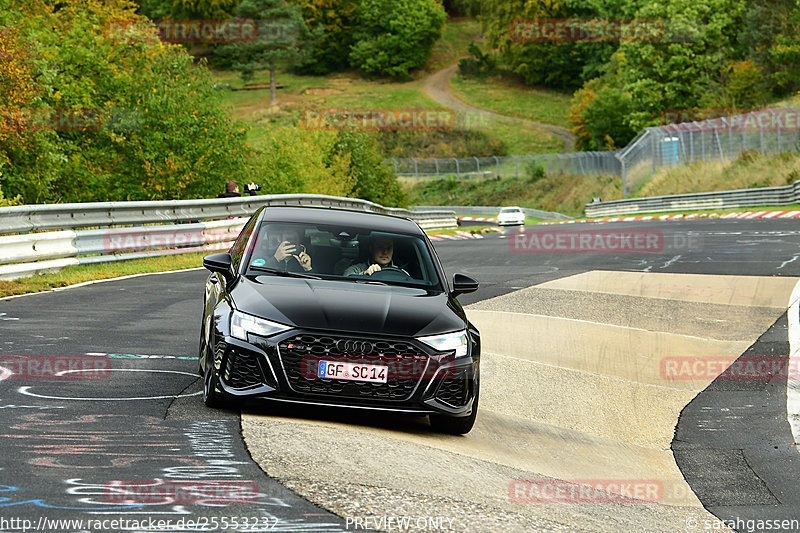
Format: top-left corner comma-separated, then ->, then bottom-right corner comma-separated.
418,330 -> 468,357
231,310 -> 291,340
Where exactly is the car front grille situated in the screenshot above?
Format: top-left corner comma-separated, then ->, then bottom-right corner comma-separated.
277,334 -> 430,401
434,367 -> 470,408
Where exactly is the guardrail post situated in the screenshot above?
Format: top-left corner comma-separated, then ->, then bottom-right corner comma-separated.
701,129 -> 706,161
621,159 -> 628,198
474,156 -> 480,175
512,155 -> 519,178
493,156 -> 500,177
651,132 -> 656,174
453,158 -> 460,180
743,117 -> 747,151
760,122 -> 765,155
796,110 -> 800,150
434,158 -> 440,178
413,158 -> 419,179
392,158 -> 398,174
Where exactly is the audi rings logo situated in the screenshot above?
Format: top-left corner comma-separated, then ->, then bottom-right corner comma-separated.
336,339 -> 374,356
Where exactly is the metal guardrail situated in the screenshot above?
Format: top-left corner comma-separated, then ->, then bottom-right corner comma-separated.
584,180 -> 800,217
0,194 -> 457,280
0,193 -> 445,234
411,205 -> 572,220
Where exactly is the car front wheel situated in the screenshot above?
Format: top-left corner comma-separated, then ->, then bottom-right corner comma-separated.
203,360 -> 226,408
429,377 -> 479,435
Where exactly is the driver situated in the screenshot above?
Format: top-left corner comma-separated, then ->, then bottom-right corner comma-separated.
254,225 -> 313,272
344,234 -> 395,276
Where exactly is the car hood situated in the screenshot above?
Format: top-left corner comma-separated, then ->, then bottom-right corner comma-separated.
232,276 -> 466,337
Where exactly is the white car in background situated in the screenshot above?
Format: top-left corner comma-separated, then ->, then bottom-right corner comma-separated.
497,206 -> 526,226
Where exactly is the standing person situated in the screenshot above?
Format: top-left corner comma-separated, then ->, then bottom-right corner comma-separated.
218,180 -> 261,198
218,180 -> 241,198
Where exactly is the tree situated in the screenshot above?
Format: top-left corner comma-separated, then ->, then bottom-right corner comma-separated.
294,0 -> 360,74
327,132 -> 406,207
348,0 -> 446,78
218,0 -> 316,104
0,0 -> 251,203
476,0 -> 639,90
617,0 -> 747,131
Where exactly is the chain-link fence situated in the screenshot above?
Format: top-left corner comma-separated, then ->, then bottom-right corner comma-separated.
389,107 -> 800,198
389,152 -> 620,183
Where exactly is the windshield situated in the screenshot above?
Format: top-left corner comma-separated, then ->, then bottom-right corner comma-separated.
245,222 -> 443,290
500,207 -> 521,214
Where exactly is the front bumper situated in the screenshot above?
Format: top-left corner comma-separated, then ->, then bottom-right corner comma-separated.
212,330 -> 479,416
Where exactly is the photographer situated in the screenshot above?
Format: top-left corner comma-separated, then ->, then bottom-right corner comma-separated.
218,180 -> 261,198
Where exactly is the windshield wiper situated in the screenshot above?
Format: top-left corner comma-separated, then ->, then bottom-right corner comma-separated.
249,266 -> 321,280
350,278 -> 388,286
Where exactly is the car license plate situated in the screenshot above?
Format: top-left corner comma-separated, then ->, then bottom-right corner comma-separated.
317,361 -> 387,383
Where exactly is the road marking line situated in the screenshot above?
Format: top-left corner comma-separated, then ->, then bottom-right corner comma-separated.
779,255 -> 800,270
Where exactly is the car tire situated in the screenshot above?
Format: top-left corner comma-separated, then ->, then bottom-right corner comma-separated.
429,378 -> 479,435
203,359 -> 227,408
198,331 -> 206,377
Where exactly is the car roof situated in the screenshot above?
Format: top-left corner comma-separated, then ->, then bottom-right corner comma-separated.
500,206 -> 522,210
256,206 -> 424,235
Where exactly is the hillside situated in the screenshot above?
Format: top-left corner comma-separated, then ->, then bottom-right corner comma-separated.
404,150 -> 800,217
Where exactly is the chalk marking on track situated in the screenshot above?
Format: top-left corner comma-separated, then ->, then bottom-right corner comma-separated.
17,369 -> 201,401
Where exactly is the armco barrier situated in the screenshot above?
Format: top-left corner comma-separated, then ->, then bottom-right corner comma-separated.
584,180 -> 800,217
0,195 -> 456,280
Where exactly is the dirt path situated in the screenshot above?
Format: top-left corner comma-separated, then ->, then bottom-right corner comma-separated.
423,63 -> 575,153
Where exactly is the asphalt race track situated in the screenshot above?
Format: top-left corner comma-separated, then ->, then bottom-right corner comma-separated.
1,218 -> 800,532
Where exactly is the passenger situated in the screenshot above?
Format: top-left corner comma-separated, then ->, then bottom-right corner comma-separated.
253,225 -> 312,272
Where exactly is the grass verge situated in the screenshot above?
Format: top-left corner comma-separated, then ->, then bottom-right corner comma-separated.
405,173 -> 623,217
450,74 -> 572,128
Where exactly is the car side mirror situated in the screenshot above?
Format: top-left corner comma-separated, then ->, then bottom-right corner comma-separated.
203,253 -> 235,283
452,273 -> 479,297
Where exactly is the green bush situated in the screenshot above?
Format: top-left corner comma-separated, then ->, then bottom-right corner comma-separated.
348,0 -> 446,78
328,131 -> 407,207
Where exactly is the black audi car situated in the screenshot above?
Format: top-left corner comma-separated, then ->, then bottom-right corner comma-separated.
199,206 -> 481,434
